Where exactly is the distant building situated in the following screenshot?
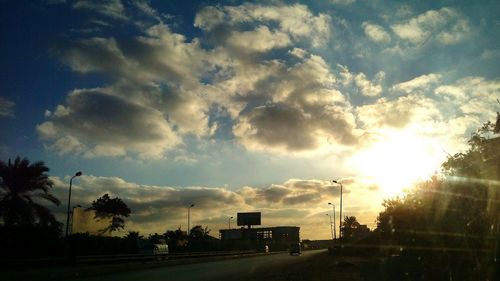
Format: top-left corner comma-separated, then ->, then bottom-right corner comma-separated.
219,226 -> 300,251
71,207 -> 111,236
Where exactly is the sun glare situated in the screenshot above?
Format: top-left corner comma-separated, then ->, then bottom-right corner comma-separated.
350,129 -> 446,197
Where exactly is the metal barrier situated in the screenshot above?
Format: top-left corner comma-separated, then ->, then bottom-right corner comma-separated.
0,250 -> 263,268
74,250 -> 257,264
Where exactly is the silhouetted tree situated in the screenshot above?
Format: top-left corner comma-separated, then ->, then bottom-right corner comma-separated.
164,227 -> 188,251
189,225 -> 211,240
125,231 -> 143,240
375,116 -> 500,280
88,193 -> 131,233
148,232 -> 165,244
341,216 -> 360,239
0,156 -> 60,226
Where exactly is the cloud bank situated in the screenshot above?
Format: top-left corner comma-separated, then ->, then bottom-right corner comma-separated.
49,174 -> 378,239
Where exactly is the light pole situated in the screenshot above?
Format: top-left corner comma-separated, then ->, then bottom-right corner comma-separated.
326,214 -> 334,240
332,180 -> 343,239
228,216 -> 233,229
65,171 -> 82,238
187,203 -> 195,236
328,202 -> 336,239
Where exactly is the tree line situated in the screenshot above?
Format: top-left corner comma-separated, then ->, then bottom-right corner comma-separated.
334,115 -> 499,280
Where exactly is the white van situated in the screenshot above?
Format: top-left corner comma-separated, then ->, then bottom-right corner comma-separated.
153,244 -> 169,255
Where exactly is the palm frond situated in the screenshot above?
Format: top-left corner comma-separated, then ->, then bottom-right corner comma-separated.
30,202 -> 57,225
35,192 -> 61,206
0,156 -> 58,226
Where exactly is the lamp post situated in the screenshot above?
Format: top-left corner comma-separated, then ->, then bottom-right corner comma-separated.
65,171 -> 82,238
332,180 -> 343,239
326,214 -> 334,240
228,216 -> 233,229
187,203 -> 195,236
328,202 -> 336,239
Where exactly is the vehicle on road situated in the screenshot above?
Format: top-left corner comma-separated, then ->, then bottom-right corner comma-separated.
258,244 -> 269,253
138,240 -> 169,259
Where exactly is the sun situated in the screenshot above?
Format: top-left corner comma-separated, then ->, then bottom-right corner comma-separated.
349,129 -> 445,197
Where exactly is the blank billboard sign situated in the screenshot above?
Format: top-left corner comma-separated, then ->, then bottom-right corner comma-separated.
237,212 -> 261,226
72,207 -> 111,236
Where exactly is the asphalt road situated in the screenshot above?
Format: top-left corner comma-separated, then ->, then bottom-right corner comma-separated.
76,250 -> 326,281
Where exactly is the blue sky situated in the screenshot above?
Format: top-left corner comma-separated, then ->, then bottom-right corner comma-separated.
1,0 -> 499,239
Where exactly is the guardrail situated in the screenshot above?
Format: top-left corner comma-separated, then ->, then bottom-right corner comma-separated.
0,250 -> 260,267
75,250 -> 258,264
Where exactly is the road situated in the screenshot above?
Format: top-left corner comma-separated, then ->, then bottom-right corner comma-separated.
76,250 -> 326,281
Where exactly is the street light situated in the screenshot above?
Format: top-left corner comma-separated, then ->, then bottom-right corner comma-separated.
65,171 -> 82,237
326,214 -> 334,240
332,180 -> 343,239
328,202 -> 336,239
228,216 -> 233,229
187,203 -> 195,236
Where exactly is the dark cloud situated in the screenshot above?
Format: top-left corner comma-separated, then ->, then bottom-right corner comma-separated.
54,24 -> 205,88
46,175 -> 363,236
37,89 -> 180,158
232,55 -> 359,152
241,179 -> 342,207
237,104 -> 317,151
283,193 -> 321,205
257,185 -> 292,203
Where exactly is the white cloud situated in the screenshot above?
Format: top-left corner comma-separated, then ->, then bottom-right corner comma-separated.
357,94 -> 441,129
226,26 -> 291,53
330,0 -> 356,5
338,65 -> 384,97
435,76 -> 500,119
354,73 -> 383,97
391,7 -> 470,45
362,22 -> 390,43
354,76 -> 499,160
392,73 -> 442,93
289,48 -> 307,58
0,97 -> 15,117
481,49 -> 500,60
194,3 -> 331,47
73,0 -> 127,20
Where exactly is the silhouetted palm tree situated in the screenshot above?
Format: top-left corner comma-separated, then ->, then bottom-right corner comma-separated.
125,231 -> 143,240
0,156 -> 60,226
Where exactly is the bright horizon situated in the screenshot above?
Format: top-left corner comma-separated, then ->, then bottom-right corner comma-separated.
1,0 -> 499,240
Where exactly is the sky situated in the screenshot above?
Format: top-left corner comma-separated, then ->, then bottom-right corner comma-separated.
0,0 -> 499,240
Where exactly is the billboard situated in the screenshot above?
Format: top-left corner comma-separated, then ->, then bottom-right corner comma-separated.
72,207 -> 111,236
237,212 -> 261,226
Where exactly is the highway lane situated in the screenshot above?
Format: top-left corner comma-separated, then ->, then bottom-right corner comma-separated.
76,250 -> 326,281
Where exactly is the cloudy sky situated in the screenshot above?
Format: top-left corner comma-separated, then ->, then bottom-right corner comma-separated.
1,0 -> 499,239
